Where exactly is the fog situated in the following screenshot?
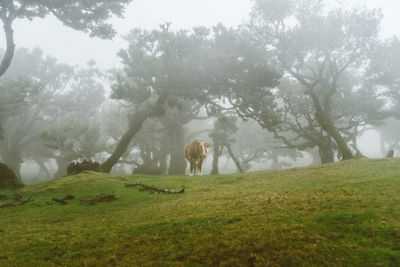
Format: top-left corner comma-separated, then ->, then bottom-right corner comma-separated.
1,0 -> 400,184
9,0 -> 251,68
7,0 -> 400,69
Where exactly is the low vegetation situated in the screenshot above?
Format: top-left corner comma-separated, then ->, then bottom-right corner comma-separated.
0,158 -> 399,266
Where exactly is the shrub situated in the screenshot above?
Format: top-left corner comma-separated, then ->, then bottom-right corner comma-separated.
66,159 -> 101,175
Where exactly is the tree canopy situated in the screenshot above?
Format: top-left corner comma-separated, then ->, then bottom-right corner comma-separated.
0,0 -> 133,77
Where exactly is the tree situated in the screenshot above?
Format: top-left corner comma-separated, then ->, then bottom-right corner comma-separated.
161,103 -> 202,175
0,48 -> 74,178
101,25 -> 213,173
127,104 -> 202,176
39,64 -> 107,177
0,77 -> 43,178
367,37 -> 400,119
249,0 -> 384,160
268,84 -> 336,163
207,24 -> 282,131
270,74 -> 385,163
0,48 -> 108,179
209,115 -> 239,174
0,0 -> 132,78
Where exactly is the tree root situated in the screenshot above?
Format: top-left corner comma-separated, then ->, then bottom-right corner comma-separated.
124,182 -> 185,194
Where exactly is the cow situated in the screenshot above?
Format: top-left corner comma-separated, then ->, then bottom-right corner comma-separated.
184,140 -> 211,176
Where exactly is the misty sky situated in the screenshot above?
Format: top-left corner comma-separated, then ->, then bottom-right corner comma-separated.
1,0 -> 399,70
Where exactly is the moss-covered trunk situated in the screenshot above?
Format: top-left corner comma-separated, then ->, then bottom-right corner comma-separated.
101,90 -> 168,173
309,92 -> 353,160
317,136 -> 334,164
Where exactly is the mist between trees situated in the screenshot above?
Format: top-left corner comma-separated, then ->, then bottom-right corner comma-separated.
1,0 -> 400,184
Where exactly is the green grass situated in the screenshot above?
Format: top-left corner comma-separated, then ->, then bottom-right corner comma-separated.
0,158 -> 399,266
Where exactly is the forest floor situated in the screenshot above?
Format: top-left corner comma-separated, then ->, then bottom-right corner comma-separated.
0,158 -> 399,266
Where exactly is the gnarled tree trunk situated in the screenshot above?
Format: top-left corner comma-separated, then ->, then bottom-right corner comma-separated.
317,136 -> 334,164
308,92 -> 353,160
225,143 -> 244,173
210,141 -> 222,175
101,89 -> 168,173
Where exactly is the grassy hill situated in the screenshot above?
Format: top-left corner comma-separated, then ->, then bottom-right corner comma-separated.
0,158 -> 399,266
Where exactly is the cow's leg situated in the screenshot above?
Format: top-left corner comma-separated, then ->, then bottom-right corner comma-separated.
189,161 -> 194,176
198,160 -> 203,176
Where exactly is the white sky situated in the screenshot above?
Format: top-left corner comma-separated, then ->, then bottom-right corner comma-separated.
1,0 -> 399,70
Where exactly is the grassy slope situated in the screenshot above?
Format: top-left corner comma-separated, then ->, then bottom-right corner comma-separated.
0,158 -> 399,266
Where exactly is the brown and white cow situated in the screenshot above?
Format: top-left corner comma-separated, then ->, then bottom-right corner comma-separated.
184,140 -> 211,176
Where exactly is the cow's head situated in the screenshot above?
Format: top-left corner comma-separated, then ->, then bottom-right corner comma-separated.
200,141 -> 211,158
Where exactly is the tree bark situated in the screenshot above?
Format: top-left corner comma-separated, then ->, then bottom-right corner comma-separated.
308,92 -> 353,160
0,18 -> 16,78
317,137 -> 334,164
101,108 -> 153,173
101,90 -> 168,173
210,142 -> 221,175
225,143 -> 244,173
125,182 -> 184,194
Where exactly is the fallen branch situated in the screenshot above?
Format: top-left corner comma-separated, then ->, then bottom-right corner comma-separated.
47,195 -> 75,205
52,198 -> 67,205
0,194 -> 33,208
80,192 -> 117,205
13,194 -> 33,205
95,193 -> 118,202
124,182 -> 185,194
